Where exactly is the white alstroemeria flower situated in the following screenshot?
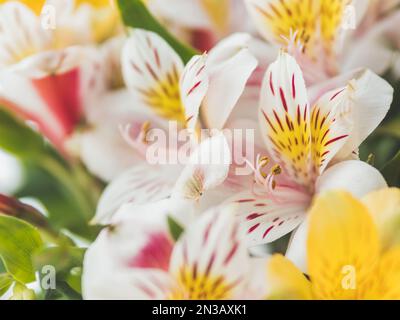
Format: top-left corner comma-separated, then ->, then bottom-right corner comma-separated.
245,0 -> 400,83
93,132 -> 231,226
83,202 -> 267,300
228,52 -> 393,258
0,1 -> 104,151
77,29 -> 257,207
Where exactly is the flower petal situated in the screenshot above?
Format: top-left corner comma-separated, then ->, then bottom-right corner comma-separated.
172,132 -> 231,201
259,52 -> 311,186
310,85 -> 352,174
228,190 -> 308,246
93,163 -> 182,225
169,204 -> 254,299
121,29 -> 185,122
82,200 -> 178,300
362,188 -> 400,250
0,2 -> 51,68
333,70 -> 393,161
245,0 -> 319,51
266,254 -> 312,300
316,160 -> 388,198
307,190 -> 380,299
179,54 -> 209,130
201,33 -> 258,130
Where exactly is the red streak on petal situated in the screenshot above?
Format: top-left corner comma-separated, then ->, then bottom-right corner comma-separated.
279,87 -> 288,112
187,81 -> 201,96
324,134 -> 348,146
247,223 -> 260,234
269,72 -> 275,95
330,88 -> 345,101
224,242 -> 239,265
291,74 -> 296,99
263,225 -> 274,239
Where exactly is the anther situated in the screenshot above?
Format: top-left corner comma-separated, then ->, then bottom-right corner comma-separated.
271,164 -> 282,175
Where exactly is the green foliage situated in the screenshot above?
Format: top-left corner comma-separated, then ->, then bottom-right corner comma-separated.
0,273 -> 13,296
0,107 -> 48,159
381,150 -> 400,187
0,214 -> 43,283
117,0 -> 198,63
167,215 -> 184,241
34,246 -> 86,300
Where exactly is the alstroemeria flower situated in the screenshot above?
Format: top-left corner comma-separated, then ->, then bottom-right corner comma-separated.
77,30 -> 258,216
245,0 -> 400,83
265,189 -> 400,300
229,52 -> 393,249
83,203 -> 266,300
0,1 -> 104,151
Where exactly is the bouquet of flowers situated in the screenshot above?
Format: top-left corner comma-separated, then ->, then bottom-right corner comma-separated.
0,0 -> 399,300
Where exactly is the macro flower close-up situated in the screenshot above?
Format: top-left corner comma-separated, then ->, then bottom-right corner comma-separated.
0,0 -> 399,304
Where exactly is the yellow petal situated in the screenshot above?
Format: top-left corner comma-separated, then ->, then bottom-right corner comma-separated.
362,246 -> 400,299
266,254 -> 312,300
0,0 -> 45,14
75,0 -> 114,8
362,188 -> 400,250
308,191 -> 380,299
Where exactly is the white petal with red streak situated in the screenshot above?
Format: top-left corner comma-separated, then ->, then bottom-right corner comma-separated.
94,163 -> 182,225
169,204 -> 253,299
82,205 -> 175,299
121,29 -> 184,96
228,190 -> 308,246
180,54 -> 209,129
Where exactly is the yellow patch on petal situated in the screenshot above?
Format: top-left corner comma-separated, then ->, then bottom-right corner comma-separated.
262,104 -> 312,186
362,188 -> 400,250
200,0 -> 230,33
320,0 -> 351,52
139,65 -> 185,122
0,0 -> 45,14
252,0 -> 319,54
75,0 -> 114,8
250,0 -> 351,56
307,191 -> 380,299
266,254 -> 312,300
170,266 -> 234,300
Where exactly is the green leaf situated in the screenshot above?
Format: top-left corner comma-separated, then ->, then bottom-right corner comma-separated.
0,107 -> 48,160
0,214 -> 43,283
117,0 -> 198,63
0,273 -> 14,297
381,150 -> 400,187
34,246 -> 85,281
66,267 -> 82,294
167,215 -> 184,241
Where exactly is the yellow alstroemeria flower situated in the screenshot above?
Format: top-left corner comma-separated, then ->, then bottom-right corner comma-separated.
266,189 -> 400,300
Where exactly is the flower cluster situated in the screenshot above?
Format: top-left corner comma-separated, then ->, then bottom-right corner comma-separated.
0,0 -> 399,300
